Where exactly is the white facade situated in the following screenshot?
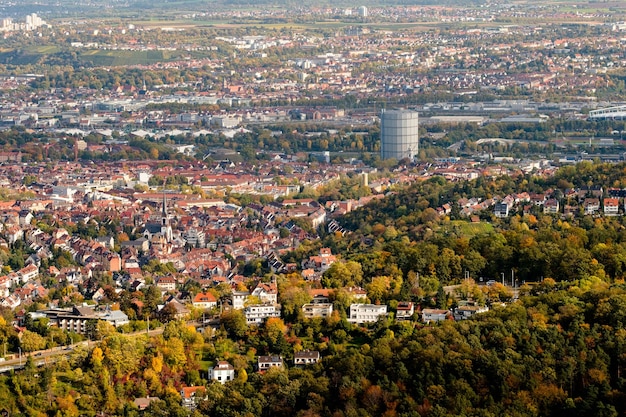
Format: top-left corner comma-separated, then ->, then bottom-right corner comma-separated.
584,199 -> 600,215
192,292 -> 217,310
604,199 -> 620,216
156,277 -> 176,291
251,283 -> 278,304
493,203 -> 509,218
232,291 -> 249,310
348,304 -> 387,324
543,199 -> 560,214
244,303 -> 281,324
183,227 -> 206,248
294,350 -> 320,365
258,355 -> 283,370
422,308 -> 450,323
209,361 -> 235,384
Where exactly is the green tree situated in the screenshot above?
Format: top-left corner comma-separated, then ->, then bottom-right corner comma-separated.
20,329 -> 46,352
220,309 -> 248,339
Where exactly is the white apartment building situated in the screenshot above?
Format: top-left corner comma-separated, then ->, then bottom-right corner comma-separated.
244,303 -> 281,324
348,304 -> 387,324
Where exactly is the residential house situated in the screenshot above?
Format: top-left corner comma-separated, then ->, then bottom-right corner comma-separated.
309,288 -> 332,304
192,292 -> 217,310
180,386 -> 206,410
543,199 -> 560,214
258,355 -> 283,371
345,286 -> 368,301
156,276 -> 177,291
183,227 -> 206,248
5,225 -> 23,244
0,294 -> 20,309
209,361 -> 235,384
121,238 -> 150,252
159,298 -> 189,320
232,291 -> 250,310
302,248 -> 336,272
604,198 -> 620,216
584,198 -> 600,215
578,185 -> 603,199
244,303 -> 281,324
308,208 -> 326,228
96,236 -> 115,249
251,281 -> 278,304
18,210 -> 33,227
530,193 -> 546,206
91,288 -> 106,302
18,264 -> 39,284
564,205 -> 578,217
104,253 -> 122,272
0,277 -> 9,298
133,397 -> 160,411
302,303 -> 333,319
294,350 -> 320,366
422,308 -> 450,323
347,304 -> 387,324
493,203 -> 509,218
454,304 -> 489,320
395,302 -> 415,320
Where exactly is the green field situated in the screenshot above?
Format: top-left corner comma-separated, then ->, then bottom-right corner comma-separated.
440,220 -> 494,238
79,49 -> 190,66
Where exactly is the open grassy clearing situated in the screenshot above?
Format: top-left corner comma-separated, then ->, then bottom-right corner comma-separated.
439,221 -> 495,239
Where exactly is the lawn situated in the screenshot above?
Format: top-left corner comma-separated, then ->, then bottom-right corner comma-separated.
439,220 -> 494,238
79,49 -> 184,66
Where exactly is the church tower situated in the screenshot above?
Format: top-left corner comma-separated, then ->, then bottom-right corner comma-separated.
161,187 -> 173,243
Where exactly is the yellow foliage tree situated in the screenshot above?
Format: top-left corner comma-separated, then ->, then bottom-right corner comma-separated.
91,346 -> 104,367
151,354 -> 163,373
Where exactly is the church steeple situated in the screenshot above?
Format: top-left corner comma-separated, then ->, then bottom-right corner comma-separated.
161,179 -> 172,243
162,185 -> 167,225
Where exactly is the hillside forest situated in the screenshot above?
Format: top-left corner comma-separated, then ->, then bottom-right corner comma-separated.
3,161 -> 626,416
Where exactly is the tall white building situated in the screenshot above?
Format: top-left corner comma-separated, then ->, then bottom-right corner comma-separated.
0,13 -> 47,32
380,109 -> 419,161
0,18 -> 13,31
358,6 -> 368,17
25,13 -> 45,30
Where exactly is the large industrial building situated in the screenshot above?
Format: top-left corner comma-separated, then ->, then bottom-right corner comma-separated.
380,109 -> 419,160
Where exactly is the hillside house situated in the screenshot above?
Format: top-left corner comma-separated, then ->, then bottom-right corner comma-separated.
294,350 -> 320,366
348,304 -> 387,324
258,355 -> 283,371
422,308 -> 450,323
209,361 -> 235,384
